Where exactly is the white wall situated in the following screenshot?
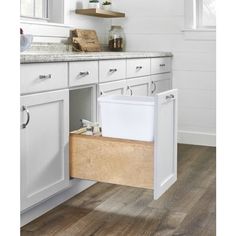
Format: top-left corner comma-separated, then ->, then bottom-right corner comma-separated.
112,0 -> 216,146
20,0 -> 111,44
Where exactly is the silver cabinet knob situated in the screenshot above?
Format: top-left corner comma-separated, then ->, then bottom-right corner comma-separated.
160,64 -> 166,67
39,74 -> 52,79
136,66 -> 143,70
109,69 -> 118,73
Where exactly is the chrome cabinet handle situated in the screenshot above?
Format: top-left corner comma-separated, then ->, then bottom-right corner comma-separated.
160,64 -> 166,67
39,74 -> 52,79
166,94 -> 175,100
151,81 -> 157,94
127,86 -> 133,96
136,66 -> 143,70
109,69 -> 118,73
79,71 -> 90,76
22,106 -> 30,129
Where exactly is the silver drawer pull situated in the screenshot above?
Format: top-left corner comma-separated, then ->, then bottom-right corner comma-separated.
160,64 -> 166,67
22,106 -> 30,129
166,94 -> 175,100
109,69 -> 118,73
136,66 -> 143,70
127,86 -> 133,96
79,71 -> 90,76
39,74 -> 52,79
151,81 -> 157,94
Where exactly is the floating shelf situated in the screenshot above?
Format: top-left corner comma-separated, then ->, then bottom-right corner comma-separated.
75,8 -> 125,18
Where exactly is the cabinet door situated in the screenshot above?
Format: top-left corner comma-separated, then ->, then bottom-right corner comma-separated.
126,76 -> 151,96
150,73 -> 172,96
20,90 -> 69,211
98,80 -> 126,96
154,89 -> 177,199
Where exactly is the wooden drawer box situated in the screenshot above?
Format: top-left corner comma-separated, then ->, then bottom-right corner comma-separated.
151,57 -> 172,74
21,63 -> 68,94
99,59 -> 126,83
70,134 -> 154,189
69,61 -> 98,87
126,58 -> 150,79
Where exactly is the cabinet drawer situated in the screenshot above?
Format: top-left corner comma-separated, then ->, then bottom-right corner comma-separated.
69,61 -> 98,87
151,57 -> 172,74
99,60 -> 126,83
70,134 -> 154,189
126,58 -> 150,78
21,63 -> 68,94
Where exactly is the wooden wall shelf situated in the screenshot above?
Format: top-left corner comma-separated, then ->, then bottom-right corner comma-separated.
75,8 -> 125,18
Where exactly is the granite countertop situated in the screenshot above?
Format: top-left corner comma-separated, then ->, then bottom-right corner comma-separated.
20,51 -> 173,64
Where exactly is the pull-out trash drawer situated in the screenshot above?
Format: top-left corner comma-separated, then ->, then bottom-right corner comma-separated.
70,89 -> 178,200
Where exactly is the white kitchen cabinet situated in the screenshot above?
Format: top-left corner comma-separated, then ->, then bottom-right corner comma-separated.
150,73 -> 172,95
126,76 -> 151,96
20,89 -> 69,212
98,80 -> 127,96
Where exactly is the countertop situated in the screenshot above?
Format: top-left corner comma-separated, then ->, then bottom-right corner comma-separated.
20,51 -> 173,64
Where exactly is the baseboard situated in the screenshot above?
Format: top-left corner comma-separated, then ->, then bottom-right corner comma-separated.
178,130 -> 216,147
21,179 -> 95,227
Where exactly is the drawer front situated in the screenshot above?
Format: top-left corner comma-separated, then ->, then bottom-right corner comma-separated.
99,60 -> 126,83
69,61 -> 98,87
151,57 -> 172,74
127,58 -> 150,78
21,63 -> 68,94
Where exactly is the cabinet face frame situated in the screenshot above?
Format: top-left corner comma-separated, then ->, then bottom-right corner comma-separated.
69,84 -> 98,126
20,89 -> 69,212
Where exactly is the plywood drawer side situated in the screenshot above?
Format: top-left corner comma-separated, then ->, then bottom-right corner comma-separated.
69,61 -> 98,87
126,58 -> 151,78
21,63 -> 68,94
70,134 -> 154,189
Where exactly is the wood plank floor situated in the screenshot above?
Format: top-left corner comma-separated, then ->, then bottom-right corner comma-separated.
21,144 -> 216,236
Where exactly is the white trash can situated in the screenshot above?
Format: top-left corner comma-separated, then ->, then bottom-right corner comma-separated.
98,95 -> 155,141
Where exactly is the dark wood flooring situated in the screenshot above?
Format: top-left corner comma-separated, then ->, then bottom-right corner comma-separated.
21,144 -> 216,236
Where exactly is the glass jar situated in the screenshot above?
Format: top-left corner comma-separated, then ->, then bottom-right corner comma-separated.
108,25 -> 125,52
